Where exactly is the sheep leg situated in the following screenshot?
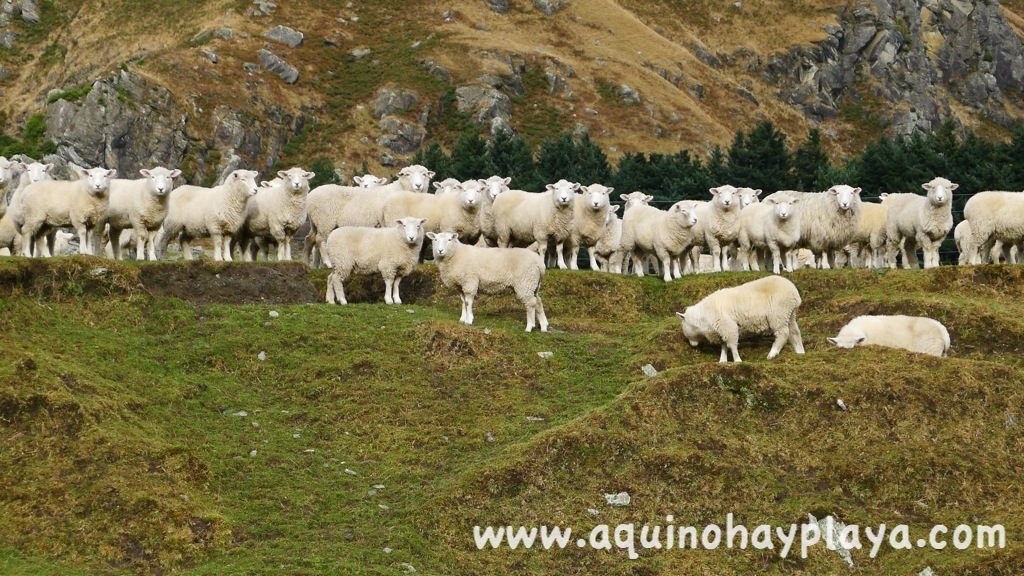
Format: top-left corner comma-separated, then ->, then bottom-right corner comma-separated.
75,226 -> 91,256
384,276 -> 395,305
536,295 -> 548,332
709,240 -> 723,272
587,246 -> 599,271
283,234 -> 293,261
631,252 -> 645,278
789,316 -> 805,354
555,241 -> 568,270
464,292 -> 476,325
392,276 -> 403,305
819,250 -> 831,270
521,292 -> 537,333
302,233 -> 316,265
566,239 -> 580,270
109,227 -> 122,260
211,233 -> 223,261
719,345 -> 729,363
458,293 -> 468,323
222,235 -> 234,262
769,243 -> 783,274
738,244 -> 751,271
671,255 -> 682,279
720,322 -> 741,363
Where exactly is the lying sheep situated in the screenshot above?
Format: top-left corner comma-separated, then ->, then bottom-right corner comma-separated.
676,275 -> 805,363
593,205 -> 623,273
737,192 -> 801,274
106,166 -> 181,261
382,179 -> 483,242
429,231 -> 549,332
621,200 -> 700,282
324,217 -> 427,305
240,167 -> 314,261
884,177 -> 956,269
771,185 -> 862,269
492,179 -> 577,269
828,315 -> 950,357
159,169 -> 259,261
847,194 -> 890,269
963,191 -> 1024,265
562,183 -> 613,270
20,164 -> 116,257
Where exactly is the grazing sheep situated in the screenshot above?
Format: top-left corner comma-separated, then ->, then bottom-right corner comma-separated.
428,231 -> 548,332
620,200 -> 700,282
772,185 -> 862,269
963,191 -> 1024,265
159,169 -> 259,261
492,179 -> 577,269
559,183 -> 613,270
828,315 -> 950,357
593,205 -> 623,273
477,176 -> 510,247
20,165 -> 116,257
240,167 -> 314,261
432,178 -> 463,195
846,194 -> 890,269
106,166 -> 181,261
675,275 -> 805,363
884,177 -> 956,269
324,217 -> 427,305
382,180 -> 483,242
737,192 -> 801,274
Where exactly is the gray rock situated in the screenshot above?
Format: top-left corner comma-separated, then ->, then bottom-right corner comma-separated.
265,25 -> 304,48
423,60 -> 450,82
377,116 -> 425,154
489,116 -> 512,137
487,0 -> 509,14
455,85 -> 513,123
20,0 -> 38,23
201,49 -> 218,64
350,47 -> 372,59
641,364 -> 658,377
1,29 -> 18,49
258,49 -> 299,83
475,23 -> 490,31
214,27 -> 233,40
617,84 -> 640,104
0,64 -> 9,81
373,88 -> 419,119
534,0 -> 565,15
379,152 -> 398,167
189,29 -> 213,46
243,62 -> 259,72
252,0 -> 276,15
604,492 -> 631,506
572,122 -> 588,137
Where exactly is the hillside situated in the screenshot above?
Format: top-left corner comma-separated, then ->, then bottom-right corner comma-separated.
0,257 -> 1023,575
1,0 -> 1024,181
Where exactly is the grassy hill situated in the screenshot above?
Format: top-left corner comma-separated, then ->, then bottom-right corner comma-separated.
1,257 -> 1022,574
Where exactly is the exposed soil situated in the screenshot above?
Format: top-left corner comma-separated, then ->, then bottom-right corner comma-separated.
139,260 -> 321,305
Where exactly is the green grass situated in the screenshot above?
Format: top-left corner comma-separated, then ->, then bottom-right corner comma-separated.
1,258 -> 1023,574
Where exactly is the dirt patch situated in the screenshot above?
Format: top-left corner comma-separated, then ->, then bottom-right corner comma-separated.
139,261 -> 321,305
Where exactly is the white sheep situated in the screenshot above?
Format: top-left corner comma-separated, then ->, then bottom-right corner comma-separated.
106,166 -> 181,261
240,167 -> 314,261
428,231 -> 548,332
884,177 -> 956,269
737,192 -> 801,274
620,200 -> 700,282
382,180 -> 483,242
693,185 -> 742,272
593,205 -> 623,273
492,179 -> 577,269
354,174 -> 388,188
952,219 -> 1006,265
159,169 -> 259,261
846,194 -> 890,269
737,187 -> 762,209
0,157 -> 13,219
963,191 -> 1024,265
432,177 -> 462,195
20,165 -> 116,257
675,275 -> 805,363
828,315 -> 950,357
562,183 -> 613,270
5,161 -> 55,253
324,217 -> 427,305
771,185 -> 862,269
619,191 -> 653,211
477,175 -> 511,246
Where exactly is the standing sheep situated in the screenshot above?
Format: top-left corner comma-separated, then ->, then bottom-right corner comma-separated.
492,179 -> 577,269
20,165 -> 116,257
737,192 -> 801,274
963,191 -> 1024,265
620,200 -> 700,282
383,180 -> 483,240
477,176 -> 510,247
737,187 -> 762,209
593,205 -> 623,273
432,178 -> 463,195
884,177 -> 956,269
846,194 -> 890,269
240,167 -> 314,261
324,217 -> 427,305
561,183 -> 613,270
675,275 -> 805,363
106,166 -> 181,261
776,185 -> 862,269
695,185 -> 742,272
0,157 -> 13,220
828,315 -> 950,357
428,232 -> 549,332
158,169 -> 259,261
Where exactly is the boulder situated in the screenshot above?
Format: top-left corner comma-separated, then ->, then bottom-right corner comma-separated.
534,0 -> 565,15
455,85 -> 513,123
377,117 -> 425,154
373,88 -> 419,119
258,49 -> 299,84
487,0 -> 509,14
264,25 -> 303,48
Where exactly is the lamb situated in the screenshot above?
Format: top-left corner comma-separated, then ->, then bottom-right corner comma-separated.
158,169 -> 259,261
105,166 -> 181,261
737,192 -> 801,274
846,194 -> 890,269
593,205 -> 623,273
303,165 -> 435,266
492,179 -> 577,269
428,231 -> 548,332
963,191 -> 1024,265
240,167 -> 314,262
324,217 -> 427,305
772,185 -> 862,269
620,200 -> 700,282
382,179 -> 483,242
884,177 -> 956,269
559,183 -> 613,270
19,164 -> 116,257
828,315 -> 950,357
675,275 -> 805,363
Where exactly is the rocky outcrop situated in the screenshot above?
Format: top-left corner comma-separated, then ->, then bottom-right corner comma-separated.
258,49 -> 299,84
264,25 -> 303,48
374,88 -> 419,119
534,0 -> 565,16
762,0 -> 1024,133
377,117 -> 425,154
455,85 -> 513,123
487,0 -> 509,14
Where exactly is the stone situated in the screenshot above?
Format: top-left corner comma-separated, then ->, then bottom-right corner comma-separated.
201,49 -> 218,64
537,351 -> 553,359
604,492 -> 631,506
265,25 -> 304,48
214,27 -> 233,40
377,117 -> 425,154
373,87 -> 419,118
258,351 -> 266,361
534,0 -> 565,15
641,364 -> 658,377
617,84 -> 640,104
455,85 -> 513,123
189,29 -> 213,46
379,152 -> 398,167
252,0 -> 276,15
487,0 -> 508,14
268,310 -> 279,318
0,29 -> 16,49
20,0 -> 38,23
475,23 -> 490,31
243,62 -> 259,72
349,47 -> 372,59
489,116 -> 512,137
257,49 -> 299,83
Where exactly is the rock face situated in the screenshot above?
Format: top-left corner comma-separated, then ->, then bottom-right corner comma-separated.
264,25 -> 303,48
377,117 -> 425,154
20,0 -> 39,23
455,85 -> 513,123
374,88 -> 419,119
534,0 -> 565,15
763,0 -> 1024,133
487,0 -> 509,14
258,49 -> 299,84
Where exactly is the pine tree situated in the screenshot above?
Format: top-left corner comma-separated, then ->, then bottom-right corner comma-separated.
449,131 -> 497,181
724,120 -> 794,191
535,133 -> 577,184
575,134 -> 612,185
411,142 -> 453,183
308,157 -> 341,189
791,128 -> 830,191
486,131 -> 541,191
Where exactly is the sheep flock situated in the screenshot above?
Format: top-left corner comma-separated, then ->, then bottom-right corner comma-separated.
0,156 -> 1006,347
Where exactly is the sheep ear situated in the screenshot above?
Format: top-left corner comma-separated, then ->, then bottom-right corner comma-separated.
277,170 -> 288,179
675,312 -> 685,319
879,192 -> 888,198
852,187 -> 861,195
606,187 -> 614,195
710,187 -> 720,196
855,337 -> 866,345
949,182 -> 959,191
827,337 -> 838,345
427,170 -> 436,179
766,198 -> 776,204
791,198 -> 799,204
139,169 -> 152,178
644,195 -> 653,202
304,172 -> 315,180
610,205 -> 620,214
106,169 -> 117,178
921,182 -> 931,191
395,219 -> 405,227
419,218 -> 428,226
168,169 -> 180,178
828,187 -> 838,195
477,179 -> 487,187
432,182 -> 442,190
502,177 -> 511,185
753,189 -> 762,196
619,194 -> 629,201
43,163 -> 54,173
579,185 -> 588,194
426,232 -> 436,240
453,233 -> 460,241
546,184 -> 556,191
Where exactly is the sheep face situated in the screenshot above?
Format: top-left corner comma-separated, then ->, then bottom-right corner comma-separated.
0,157 -> 11,188
581,184 -> 612,211
20,162 -> 53,184
675,310 -> 702,347
766,195 -> 798,221
827,330 -> 867,349
670,201 -> 698,227
354,174 -> 387,188
278,167 -> 315,194
400,165 -> 435,193
432,178 -> 462,195
548,179 -> 580,207
737,187 -> 762,208
82,167 -> 116,198
923,177 -> 957,206
710,185 -> 738,209
395,217 -> 428,245
619,191 -> 652,211
230,170 -> 260,196
828,185 -> 861,211
457,180 -> 483,211
140,167 -> 182,197
482,176 -> 510,200
427,231 -> 459,259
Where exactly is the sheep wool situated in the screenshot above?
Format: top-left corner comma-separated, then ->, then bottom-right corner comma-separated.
107,166 -> 181,261
828,315 -> 950,357
20,165 -> 116,257
884,177 -> 956,269
963,191 -> 1024,265
241,167 -> 314,262
159,169 -> 259,261
325,217 -> 427,305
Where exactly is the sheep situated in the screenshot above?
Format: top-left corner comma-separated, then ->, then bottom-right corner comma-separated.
675,275 -> 805,363
846,194 -> 890,268
562,183 -> 613,270
382,180 -> 483,243
593,205 -> 623,273
619,191 -> 652,212
884,177 -> 956,269
105,166 -> 181,261
963,191 -> 1024,265
477,175 -> 511,246
324,217 -> 427,305
354,174 -> 388,188
0,157 -> 13,219
828,315 -> 950,357
428,231 -> 548,332
770,185 -> 862,269
432,178 -> 462,195
240,167 -> 314,262
492,179 -> 577,269
953,219 -> 1008,265
620,200 -> 700,282
736,187 -> 762,209
5,161 -> 55,253
303,165 -> 435,267
158,169 -> 259,261
737,192 -> 801,274
19,165 -> 116,257
692,185 -> 742,272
